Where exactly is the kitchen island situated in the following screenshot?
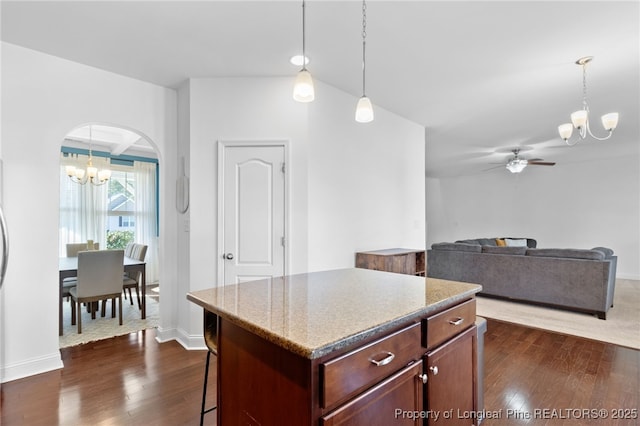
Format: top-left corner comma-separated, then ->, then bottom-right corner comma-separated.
187,268 -> 482,425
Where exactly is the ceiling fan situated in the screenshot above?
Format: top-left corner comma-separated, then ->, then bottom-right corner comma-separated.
487,149 -> 556,174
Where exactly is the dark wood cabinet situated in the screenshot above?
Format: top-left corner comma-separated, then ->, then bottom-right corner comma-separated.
425,327 -> 476,426
187,269 -> 482,425
321,362 -> 424,426
356,248 -> 426,276
422,299 -> 478,425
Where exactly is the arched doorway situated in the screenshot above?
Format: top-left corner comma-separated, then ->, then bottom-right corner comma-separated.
58,123 -> 161,347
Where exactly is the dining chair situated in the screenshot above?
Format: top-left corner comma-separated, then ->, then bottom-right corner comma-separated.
123,243 -> 148,309
69,250 -> 124,334
66,242 -> 99,257
63,242 -> 100,302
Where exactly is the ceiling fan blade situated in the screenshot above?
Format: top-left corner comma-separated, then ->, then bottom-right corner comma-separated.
526,158 -> 543,162
528,161 -> 556,166
482,165 -> 505,172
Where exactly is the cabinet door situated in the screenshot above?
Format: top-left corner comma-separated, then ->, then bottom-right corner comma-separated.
426,327 -> 475,426
322,362 -> 423,426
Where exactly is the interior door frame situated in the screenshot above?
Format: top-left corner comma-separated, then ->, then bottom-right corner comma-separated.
216,139 -> 290,287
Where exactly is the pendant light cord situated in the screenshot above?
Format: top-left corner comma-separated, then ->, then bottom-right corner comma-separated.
302,0 -> 307,71
361,0 -> 367,96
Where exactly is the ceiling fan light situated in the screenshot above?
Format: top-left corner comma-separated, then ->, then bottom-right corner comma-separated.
355,96 -> 374,123
601,112 -> 619,131
506,159 -> 527,174
293,69 -> 315,102
571,110 -> 588,128
558,123 -> 573,140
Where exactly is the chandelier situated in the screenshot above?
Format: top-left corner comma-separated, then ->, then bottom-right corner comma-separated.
292,0 -> 315,102
355,0 -> 374,123
557,56 -> 619,146
65,126 -> 111,186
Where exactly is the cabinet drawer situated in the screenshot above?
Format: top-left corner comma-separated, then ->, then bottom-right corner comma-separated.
322,322 -> 423,410
321,362 -> 423,426
423,299 -> 475,350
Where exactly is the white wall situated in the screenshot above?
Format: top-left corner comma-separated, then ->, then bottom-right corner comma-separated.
307,82 -> 425,271
173,77 -> 425,347
0,43 -> 178,382
0,46 -> 427,377
426,155 -> 640,279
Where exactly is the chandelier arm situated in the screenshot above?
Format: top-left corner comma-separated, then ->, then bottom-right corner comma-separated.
584,119 -> 614,141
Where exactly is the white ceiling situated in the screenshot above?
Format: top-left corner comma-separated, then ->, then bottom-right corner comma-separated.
2,1 -> 638,177
64,125 -> 156,157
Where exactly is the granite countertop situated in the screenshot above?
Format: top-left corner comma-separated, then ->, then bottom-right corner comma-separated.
187,268 -> 482,359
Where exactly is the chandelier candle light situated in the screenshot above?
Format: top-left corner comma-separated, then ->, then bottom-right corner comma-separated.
558,56 -> 619,146
293,0 -> 314,102
65,126 -> 111,186
355,0 -> 374,123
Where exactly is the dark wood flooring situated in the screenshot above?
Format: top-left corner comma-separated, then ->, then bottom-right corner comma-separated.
1,320 -> 638,425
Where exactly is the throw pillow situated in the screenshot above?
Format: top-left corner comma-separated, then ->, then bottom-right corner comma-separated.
505,238 -> 528,247
495,238 -> 506,247
477,238 -> 498,246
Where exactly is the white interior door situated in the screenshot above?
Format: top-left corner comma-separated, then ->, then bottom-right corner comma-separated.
219,142 -> 286,285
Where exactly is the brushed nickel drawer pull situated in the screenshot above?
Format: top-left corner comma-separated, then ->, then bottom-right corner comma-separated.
369,351 -> 395,367
448,317 -> 464,326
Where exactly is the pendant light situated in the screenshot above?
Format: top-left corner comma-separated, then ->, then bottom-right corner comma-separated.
355,0 -> 374,123
293,0 -> 315,102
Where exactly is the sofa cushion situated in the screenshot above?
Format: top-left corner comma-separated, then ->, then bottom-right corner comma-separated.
455,239 -> 481,245
482,245 -> 527,255
505,238 -> 528,247
526,248 -> 605,261
477,238 -> 498,246
591,247 -> 614,259
431,242 -> 482,253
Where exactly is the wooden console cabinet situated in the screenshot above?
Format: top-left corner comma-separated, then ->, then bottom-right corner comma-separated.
187,268 -> 481,425
356,248 -> 426,276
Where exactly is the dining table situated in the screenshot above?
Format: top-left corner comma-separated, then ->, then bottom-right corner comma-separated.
59,255 -> 147,336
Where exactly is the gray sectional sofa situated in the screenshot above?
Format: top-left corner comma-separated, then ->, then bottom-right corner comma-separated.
427,237 -> 617,319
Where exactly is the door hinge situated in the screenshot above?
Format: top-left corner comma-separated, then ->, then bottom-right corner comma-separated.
281,236 -> 286,247
281,162 -> 286,174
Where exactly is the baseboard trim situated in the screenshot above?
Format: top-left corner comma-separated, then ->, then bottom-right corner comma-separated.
616,275 -> 640,281
155,326 -> 206,351
1,352 -> 64,383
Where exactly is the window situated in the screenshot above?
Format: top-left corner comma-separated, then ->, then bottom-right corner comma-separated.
59,149 -> 159,284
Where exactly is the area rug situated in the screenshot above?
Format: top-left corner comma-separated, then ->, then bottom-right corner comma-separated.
59,292 -> 159,348
476,279 -> 640,350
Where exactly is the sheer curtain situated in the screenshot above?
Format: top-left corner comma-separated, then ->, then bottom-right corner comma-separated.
59,153 -> 108,255
133,161 -> 158,284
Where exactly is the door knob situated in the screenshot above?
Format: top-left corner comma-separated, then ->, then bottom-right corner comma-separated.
224,253 -> 234,260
